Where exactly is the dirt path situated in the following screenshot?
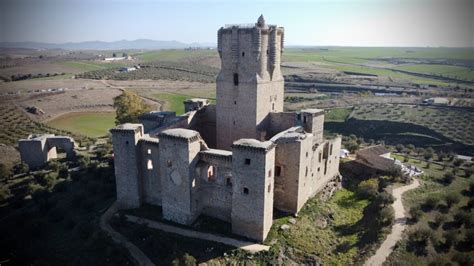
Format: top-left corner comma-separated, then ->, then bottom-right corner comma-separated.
100,202 -> 155,266
365,178 -> 420,266
125,215 -> 270,253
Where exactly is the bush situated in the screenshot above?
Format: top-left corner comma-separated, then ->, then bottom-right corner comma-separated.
464,166 -> 474,178
0,186 -> 11,201
0,163 -> 12,180
423,195 -> 441,210
442,171 -> 455,185
432,212 -> 446,228
409,205 -> 423,222
445,193 -> 460,208
357,178 -> 379,199
408,225 -> 431,246
377,206 -> 394,226
47,160 -> 61,172
453,158 -> 464,167
375,191 -> 395,207
443,230 -> 460,249
452,251 -> 474,266
13,163 -> 29,175
172,253 -> 196,266
58,165 -> 69,179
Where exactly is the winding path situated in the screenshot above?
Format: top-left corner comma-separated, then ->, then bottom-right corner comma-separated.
365,178 -> 420,266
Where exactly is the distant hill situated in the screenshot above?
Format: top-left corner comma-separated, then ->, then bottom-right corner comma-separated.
0,39 -> 215,50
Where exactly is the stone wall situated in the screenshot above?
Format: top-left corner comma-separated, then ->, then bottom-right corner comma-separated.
231,140 -> 275,241
18,134 -> 75,169
111,124 -> 144,209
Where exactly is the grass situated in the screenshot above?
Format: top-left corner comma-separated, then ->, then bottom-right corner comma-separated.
395,64 -> 474,81
47,112 -> 116,138
263,187 -> 386,265
152,92 -> 191,115
325,107 -> 353,122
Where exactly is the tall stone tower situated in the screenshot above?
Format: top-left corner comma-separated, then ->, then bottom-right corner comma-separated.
216,15 -> 285,150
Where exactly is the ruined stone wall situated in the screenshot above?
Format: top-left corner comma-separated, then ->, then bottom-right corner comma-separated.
195,150 -> 233,222
111,125 -> 144,209
19,138 -> 49,169
231,141 -> 275,241
138,139 -> 161,206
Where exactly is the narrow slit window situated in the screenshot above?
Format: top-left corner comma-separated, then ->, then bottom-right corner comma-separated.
233,73 -> 239,86
167,160 -> 172,167
242,52 -> 245,57
226,177 -> 232,187
268,184 -> 271,193
275,166 -> 282,177
268,169 -> 272,177
147,159 -> 153,170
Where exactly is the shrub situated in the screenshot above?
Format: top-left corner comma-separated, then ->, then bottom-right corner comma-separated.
445,193 -> 460,208
443,230 -> 460,249
442,171 -> 455,184
452,251 -> 474,266
409,205 -> 423,222
453,158 -> 464,167
376,191 -> 395,207
13,163 -> 29,175
0,186 -> 11,201
377,206 -> 394,226
465,166 -> 474,177
0,163 -> 12,180
357,178 -> 379,199
423,195 -> 441,210
58,165 -> 69,179
47,160 -> 61,172
408,225 -> 431,247
396,144 -> 404,153
432,212 -> 446,228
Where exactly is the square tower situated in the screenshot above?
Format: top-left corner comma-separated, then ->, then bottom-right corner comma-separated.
216,15 -> 285,150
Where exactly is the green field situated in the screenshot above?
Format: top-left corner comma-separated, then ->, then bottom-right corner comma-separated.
47,112 -> 115,138
395,64 -> 474,81
325,107 -> 352,122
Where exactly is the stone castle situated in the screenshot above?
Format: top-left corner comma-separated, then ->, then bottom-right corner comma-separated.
111,16 -> 342,242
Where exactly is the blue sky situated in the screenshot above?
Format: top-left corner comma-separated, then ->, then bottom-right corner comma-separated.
1,0 -> 473,47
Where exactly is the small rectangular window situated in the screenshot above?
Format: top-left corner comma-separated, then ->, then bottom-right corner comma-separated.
243,187 -> 249,194
268,169 -> 272,177
147,149 -> 151,154
275,166 -> 282,177
233,73 -> 239,86
147,159 -> 153,170
167,160 -> 172,167
319,153 -> 322,162
207,165 -> 216,181
245,158 -> 251,165
267,184 -> 271,193
330,144 -> 333,155
226,177 -> 232,187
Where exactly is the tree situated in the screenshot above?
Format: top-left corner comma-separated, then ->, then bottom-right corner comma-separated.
345,140 -> 359,153
407,144 -> 415,153
357,178 -> 379,199
113,91 -> 151,124
112,53 -> 117,57
396,144 -> 404,153
423,150 -> 433,161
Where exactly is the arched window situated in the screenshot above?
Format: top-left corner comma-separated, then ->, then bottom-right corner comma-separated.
207,165 -> 216,182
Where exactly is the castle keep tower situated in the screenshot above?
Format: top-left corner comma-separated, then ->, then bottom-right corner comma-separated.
216,15 -> 285,150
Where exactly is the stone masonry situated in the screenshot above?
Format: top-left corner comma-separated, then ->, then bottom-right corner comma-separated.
19,134 -> 75,169
111,16 -> 342,242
